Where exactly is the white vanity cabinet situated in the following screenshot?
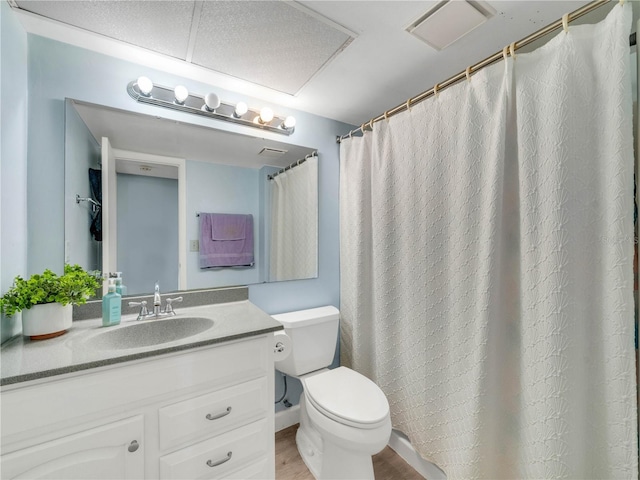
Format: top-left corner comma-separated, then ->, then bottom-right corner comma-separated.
0,415 -> 145,479
0,334 -> 276,480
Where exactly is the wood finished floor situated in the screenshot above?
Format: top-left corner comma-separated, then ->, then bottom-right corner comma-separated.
275,425 -> 425,480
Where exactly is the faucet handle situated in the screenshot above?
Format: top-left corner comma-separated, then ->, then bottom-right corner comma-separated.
164,296 -> 183,315
128,300 -> 148,320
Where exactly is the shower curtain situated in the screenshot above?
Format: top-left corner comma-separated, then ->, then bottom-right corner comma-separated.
339,4 -> 638,479
269,155 -> 318,281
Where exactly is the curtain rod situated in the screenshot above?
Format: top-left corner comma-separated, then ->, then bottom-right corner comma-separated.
268,151 -> 318,180
337,0 -> 620,143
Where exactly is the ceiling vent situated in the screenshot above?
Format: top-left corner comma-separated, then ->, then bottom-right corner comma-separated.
115,159 -> 178,179
258,147 -> 288,157
406,1 -> 493,51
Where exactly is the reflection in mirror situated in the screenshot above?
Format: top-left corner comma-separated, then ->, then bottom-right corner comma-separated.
65,99 -> 318,296
118,162 -> 179,294
269,154 -> 318,281
65,101 -> 101,274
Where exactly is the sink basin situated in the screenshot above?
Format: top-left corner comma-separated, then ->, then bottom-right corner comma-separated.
87,316 -> 214,350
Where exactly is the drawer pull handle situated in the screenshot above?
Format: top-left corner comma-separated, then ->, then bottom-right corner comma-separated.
206,451 -> 232,468
206,406 -> 232,421
128,440 -> 139,453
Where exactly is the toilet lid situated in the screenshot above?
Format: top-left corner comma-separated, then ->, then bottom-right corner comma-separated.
303,367 -> 389,426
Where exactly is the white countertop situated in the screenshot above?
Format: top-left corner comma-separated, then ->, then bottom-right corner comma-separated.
0,300 -> 282,386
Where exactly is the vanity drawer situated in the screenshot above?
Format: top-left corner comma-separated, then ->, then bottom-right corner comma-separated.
158,377 -> 269,451
222,456 -> 271,479
159,418 -> 269,479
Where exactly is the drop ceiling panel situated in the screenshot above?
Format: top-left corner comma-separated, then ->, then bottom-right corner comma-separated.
190,1 -> 354,95
15,0 -> 196,59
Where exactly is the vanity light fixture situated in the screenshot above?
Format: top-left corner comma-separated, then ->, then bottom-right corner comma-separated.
282,116 -> 296,130
174,85 -> 189,105
234,101 -> 248,118
127,78 -> 295,136
203,92 -> 221,112
137,76 -> 153,97
258,107 -> 274,124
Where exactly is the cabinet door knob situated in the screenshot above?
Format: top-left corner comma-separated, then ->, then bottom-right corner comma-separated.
205,406 -> 232,421
128,440 -> 140,453
206,451 -> 232,468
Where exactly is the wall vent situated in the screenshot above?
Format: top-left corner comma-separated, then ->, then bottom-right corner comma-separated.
258,147 -> 288,157
406,0 -> 494,51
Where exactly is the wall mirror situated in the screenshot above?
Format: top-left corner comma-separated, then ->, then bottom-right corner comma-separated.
65,99 -> 318,296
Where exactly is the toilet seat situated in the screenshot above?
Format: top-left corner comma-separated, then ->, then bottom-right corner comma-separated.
302,367 -> 390,429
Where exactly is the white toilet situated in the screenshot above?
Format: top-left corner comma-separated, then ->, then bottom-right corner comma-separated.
273,306 -> 391,480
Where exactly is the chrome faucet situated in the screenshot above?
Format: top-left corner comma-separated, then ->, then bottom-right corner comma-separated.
153,282 -> 162,316
128,283 -> 183,320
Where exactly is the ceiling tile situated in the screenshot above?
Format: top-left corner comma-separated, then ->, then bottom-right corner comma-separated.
190,1 -> 353,95
16,0 -> 196,60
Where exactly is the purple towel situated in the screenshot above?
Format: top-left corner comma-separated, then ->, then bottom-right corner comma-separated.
199,213 -> 254,268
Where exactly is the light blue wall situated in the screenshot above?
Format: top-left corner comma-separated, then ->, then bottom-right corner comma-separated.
1,2 -> 28,343
117,173 -> 179,295
186,160 -> 261,289
26,33 -> 351,313
24,33 -> 353,407
65,100 -> 101,272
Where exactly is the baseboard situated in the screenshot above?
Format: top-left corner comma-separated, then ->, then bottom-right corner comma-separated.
275,404 -> 300,432
388,430 -> 446,480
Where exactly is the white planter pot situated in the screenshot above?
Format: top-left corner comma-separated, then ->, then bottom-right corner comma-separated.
22,303 -> 73,340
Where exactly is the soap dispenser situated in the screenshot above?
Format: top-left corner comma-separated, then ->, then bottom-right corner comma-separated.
114,272 -> 128,296
102,279 -> 121,327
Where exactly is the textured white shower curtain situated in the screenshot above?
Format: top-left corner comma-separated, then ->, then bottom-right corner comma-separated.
340,4 -> 638,479
269,155 -> 318,281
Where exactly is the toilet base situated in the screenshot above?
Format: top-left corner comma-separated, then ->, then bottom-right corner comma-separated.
296,394 -> 388,480
320,440 -> 375,480
296,423 -> 323,479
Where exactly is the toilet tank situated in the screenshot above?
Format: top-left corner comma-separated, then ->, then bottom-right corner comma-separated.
272,306 -> 339,377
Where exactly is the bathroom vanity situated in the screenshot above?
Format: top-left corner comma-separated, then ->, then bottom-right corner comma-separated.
0,296 -> 282,480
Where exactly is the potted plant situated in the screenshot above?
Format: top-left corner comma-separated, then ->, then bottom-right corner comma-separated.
0,264 -> 101,340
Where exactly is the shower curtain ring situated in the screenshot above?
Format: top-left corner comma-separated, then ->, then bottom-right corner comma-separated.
433,83 -> 439,97
509,42 -> 516,59
466,66 -> 472,82
406,98 -> 412,111
384,110 -> 389,122
562,13 -> 569,33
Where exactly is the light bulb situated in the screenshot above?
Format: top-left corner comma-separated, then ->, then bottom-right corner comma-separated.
283,116 -> 296,129
203,92 -> 220,112
137,76 -> 153,96
234,101 -> 248,117
259,107 -> 274,124
174,85 -> 189,104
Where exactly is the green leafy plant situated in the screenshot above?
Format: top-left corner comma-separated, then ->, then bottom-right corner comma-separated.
0,264 -> 102,317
